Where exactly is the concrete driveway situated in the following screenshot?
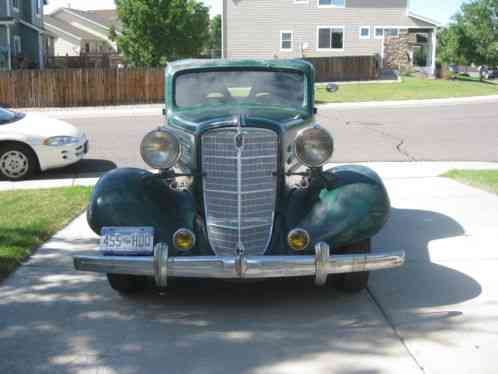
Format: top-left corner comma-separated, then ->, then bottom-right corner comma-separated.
1,163 -> 497,374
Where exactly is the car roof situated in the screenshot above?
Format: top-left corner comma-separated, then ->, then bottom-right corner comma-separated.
166,59 -> 314,77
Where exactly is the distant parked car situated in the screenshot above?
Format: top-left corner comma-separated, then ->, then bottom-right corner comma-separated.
0,107 -> 88,180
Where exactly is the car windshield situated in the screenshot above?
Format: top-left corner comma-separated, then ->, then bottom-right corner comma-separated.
174,70 -> 307,111
0,108 -> 20,125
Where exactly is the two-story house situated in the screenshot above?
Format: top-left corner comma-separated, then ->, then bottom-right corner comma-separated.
44,8 -> 120,57
222,0 -> 440,75
1,0 -> 48,70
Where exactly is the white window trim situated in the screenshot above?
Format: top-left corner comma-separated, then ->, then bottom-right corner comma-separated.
317,0 -> 346,8
316,25 -> 345,52
13,35 -> 22,55
374,26 -> 400,39
280,30 -> 293,52
294,0 -> 309,3
359,26 -> 370,40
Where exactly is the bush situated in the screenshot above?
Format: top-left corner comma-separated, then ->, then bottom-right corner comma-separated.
414,47 -> 428,67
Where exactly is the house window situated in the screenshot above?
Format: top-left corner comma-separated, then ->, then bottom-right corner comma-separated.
280,31 -> 293,51
375,27 -> 399,39
12,0 -> 19,11
85,42 -> 90,53
13,36 -> 22,56
317,26 -> 344,51
359,26 -> 370,40
35,0 -> 42,16
318,0 -> 345,8
384,28 -> 399,37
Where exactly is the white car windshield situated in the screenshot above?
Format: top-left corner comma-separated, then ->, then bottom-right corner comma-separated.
174,70 -> 307,111
0,108 -> 21,125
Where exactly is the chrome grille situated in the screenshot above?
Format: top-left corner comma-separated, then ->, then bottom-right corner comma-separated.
202,127 -> 278,256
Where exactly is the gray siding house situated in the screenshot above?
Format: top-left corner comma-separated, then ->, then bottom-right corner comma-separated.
44,8 -> 120,57
223,0 -> 440,75
0,0 -> 47,70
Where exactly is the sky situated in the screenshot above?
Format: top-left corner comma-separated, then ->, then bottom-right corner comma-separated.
44,0 -> 467,25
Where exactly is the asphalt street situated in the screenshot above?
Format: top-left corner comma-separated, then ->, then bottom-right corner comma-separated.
49,100 -> 498,179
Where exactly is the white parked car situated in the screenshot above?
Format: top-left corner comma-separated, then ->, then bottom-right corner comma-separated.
0,107 -> 88,180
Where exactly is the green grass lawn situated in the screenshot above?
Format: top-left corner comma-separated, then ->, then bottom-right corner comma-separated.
0,187 -> 92,282
442,170 -> 498,195
315,77 -> 498,104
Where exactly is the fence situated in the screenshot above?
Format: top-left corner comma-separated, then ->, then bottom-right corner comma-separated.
0,56 -> 380,108
0,68 -> 164,108
306,55 -> 380,82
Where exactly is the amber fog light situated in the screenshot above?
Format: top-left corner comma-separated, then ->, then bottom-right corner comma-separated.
173,229 -> 195,251
287,229 -> 310,251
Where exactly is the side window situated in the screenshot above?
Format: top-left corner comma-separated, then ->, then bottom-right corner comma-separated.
359,26 -> 370,40
35,0 -> 41,15
13,36 -> 22,56
375,27 -> 399,39
280,31 -> 293,51
384,28 -> 399,37
317,27 -> 344,50
318,0 -> 345,7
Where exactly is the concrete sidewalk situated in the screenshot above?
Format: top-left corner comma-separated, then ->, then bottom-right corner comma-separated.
1,162 -> 498,373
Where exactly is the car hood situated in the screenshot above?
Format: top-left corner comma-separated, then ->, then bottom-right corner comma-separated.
3,113 -> 85,139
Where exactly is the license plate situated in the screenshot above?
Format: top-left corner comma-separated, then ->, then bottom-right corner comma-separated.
100,227 -> 154,254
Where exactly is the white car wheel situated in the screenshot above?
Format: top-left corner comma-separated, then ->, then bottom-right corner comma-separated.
0,145 -> 37,180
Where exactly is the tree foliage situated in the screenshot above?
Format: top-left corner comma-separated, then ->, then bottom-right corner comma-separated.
439,0 -> 498,67
206,15 -> 222,58
113,0 -> 210,67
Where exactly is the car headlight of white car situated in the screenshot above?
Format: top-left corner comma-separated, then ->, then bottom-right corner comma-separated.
43,136 -> 81,147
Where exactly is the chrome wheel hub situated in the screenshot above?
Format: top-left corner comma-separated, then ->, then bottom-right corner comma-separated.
0,151 -> 29,179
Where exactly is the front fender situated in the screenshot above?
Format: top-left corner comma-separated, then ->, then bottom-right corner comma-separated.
287,165 -> 390,250
87,168 -> 196,255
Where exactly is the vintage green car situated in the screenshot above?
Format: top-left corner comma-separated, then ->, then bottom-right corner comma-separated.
73,59 -> 405,294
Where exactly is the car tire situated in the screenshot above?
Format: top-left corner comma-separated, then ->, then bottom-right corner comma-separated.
107,274 -> 148,294
332,239 -> 371,293
0,143 -> 38,181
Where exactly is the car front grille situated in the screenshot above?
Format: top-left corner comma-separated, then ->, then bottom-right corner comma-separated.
201,127 -> 278,256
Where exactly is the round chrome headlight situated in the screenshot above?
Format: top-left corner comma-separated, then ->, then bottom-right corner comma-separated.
140,129 -> 180,169
294,125 -> 334,168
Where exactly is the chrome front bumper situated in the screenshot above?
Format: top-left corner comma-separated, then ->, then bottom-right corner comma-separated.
73,242 -> 405,287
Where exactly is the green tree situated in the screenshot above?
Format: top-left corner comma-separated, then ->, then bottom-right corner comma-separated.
113,0 -> 210,67
207,15 -> 222,58
439,0 -> 498,68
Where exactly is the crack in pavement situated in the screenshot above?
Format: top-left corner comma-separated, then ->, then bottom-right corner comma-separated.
344,119 -> 417,161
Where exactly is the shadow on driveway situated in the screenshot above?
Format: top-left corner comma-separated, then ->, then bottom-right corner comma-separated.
0,206 -> 484,373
